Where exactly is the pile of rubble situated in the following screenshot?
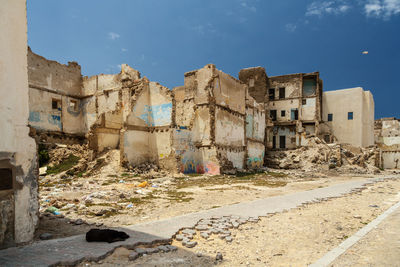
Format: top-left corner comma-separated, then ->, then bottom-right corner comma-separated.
266,137 -> 380,174
47,143 -> 91,168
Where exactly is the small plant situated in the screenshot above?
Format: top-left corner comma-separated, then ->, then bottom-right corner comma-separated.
38,144 -> 50,167
47,154 -> 80,174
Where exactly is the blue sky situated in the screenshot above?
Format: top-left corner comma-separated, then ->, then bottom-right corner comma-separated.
27,0 -> 400,119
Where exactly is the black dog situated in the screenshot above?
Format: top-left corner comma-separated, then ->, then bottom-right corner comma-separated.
86,229 -> 130,243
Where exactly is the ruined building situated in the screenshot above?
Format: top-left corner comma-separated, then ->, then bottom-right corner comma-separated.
239,68 -> 375,151
375,117 -> 400,169
27,50 -> 266,175
0,0 -> 38,249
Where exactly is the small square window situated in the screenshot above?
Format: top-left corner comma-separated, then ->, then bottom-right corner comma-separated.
281,110 -> 286,117
328,114 -> 333,121
52,99 -> 61,110
269,88 -> 275,100
348,112 -> 353,120
302,99 -> 307,105
69,100 -> 78,112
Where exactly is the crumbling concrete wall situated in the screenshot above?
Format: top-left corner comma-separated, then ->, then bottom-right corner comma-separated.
173,64 -> 255,174
0,0 -> 38,248
323,87 -> 374,148
28,48 -> 85,135
239,67 -> 268,104
122,79 -> 176,171
245,94 -> 266,169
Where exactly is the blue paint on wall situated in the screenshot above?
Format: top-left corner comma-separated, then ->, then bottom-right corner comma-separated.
134,103 -> 172,126
48,114 -> 62,129
28,111 -> 41,122
246,114 -> 254,138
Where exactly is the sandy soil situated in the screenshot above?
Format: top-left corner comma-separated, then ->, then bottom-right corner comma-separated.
77,177 -> 400,267
36,164 -> 379,240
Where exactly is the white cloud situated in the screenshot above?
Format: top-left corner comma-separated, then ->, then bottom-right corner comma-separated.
285,23 -> 297,32
121,48 -> 128,52
306,1 -> 351,17
240,0 -> 257,12
364,0 -> 400,19
108,32 -> 120,40
192,23 -> 217,35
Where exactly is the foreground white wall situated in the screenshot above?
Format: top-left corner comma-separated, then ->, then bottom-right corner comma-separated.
0,0 -> 38,248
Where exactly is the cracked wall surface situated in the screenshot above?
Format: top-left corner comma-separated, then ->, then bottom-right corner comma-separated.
0,0 -> 38,249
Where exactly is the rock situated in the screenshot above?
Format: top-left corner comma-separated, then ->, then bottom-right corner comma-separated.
182,229 -> 196,235
157,245 -> 170,253
39,233 -> 53,240
166,245 -> 178,251
119,193 -> 126,199
128,252 -> 140,261
225,236 -> 233,242
216,252 -> 223,261
182,239 -> 197,248
195,225 -> 209,231
135,248 -> 147,255
74,219 -> 84,225
200,232 -> 209,239
185,233 -> 194,239
145,247 -> 159,254
175,234 -> 185,241
219,234 -> 230,240
95,222 -> 103,227
232,222 -> 239,228
353,215 -> 362,219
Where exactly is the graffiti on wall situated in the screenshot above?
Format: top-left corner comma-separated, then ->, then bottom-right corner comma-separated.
174,128 -> 220,175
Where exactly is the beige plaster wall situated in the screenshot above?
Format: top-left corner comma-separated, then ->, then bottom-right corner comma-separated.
28,48 -> 82,96
323,87 -> 374,147
0,0 -> 38,247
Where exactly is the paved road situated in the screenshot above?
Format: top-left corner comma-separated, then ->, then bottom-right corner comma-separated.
0,178 -> 382,267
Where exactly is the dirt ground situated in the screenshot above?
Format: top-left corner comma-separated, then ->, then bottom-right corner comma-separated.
36,149 -> 385,240
76,177 -> 400,267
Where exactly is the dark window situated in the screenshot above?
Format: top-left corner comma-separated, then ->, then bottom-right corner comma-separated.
281,110 -> 286,117
279,136 -> 286,149
324,135 -> 330,143
269,88 -> 275,100
348,112 -> 353,120
279,88 -> 285,99
291,109 -> 298,120
302,99 -> 307,105
70,100 -> 78,112
272,136 -> 276,149
270,110 -> 277,121
303,78 -> 317,96
328,114 -> 333,121
0,168 -> 13,190
52,99 -> 61,110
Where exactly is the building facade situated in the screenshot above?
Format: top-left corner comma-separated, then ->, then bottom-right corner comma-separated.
322,87 -> 374,148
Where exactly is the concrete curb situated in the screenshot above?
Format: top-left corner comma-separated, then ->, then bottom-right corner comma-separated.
309,198 -> 400,267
